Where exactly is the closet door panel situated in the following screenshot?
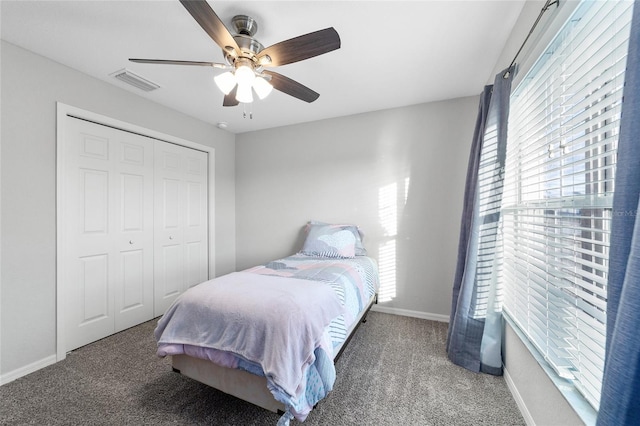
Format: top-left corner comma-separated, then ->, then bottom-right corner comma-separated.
154,143 -> 186,316
78,254 -> 110,323
185,241 -> 205,288
121,174 -> 144,230
119,249 -> 145,310
183,149 -> 209,290
65,119 -> 117,350
161,178 -> 181,229
186,182 -> 203,227
158,243 -> 183,293
80,169 -> 109,234
154,142 -> 208,315
114,133 -> 154,332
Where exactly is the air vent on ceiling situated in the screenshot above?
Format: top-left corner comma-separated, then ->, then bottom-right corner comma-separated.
110,68 -> 160,92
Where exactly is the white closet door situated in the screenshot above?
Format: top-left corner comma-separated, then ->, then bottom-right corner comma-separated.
64,117 -> 154,350
113,132 -> 155,332
182,147 -> 209,290
154,141 -> 208,316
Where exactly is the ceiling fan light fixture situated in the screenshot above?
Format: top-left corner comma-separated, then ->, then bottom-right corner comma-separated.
214,71 -> 236,95
236,82 -> 254,103
253,76 -> 273,100
235,64 -> 255,87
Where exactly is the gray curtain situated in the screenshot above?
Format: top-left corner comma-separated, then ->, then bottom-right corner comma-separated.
446,67 -> 513,375
597,1 -> 640,424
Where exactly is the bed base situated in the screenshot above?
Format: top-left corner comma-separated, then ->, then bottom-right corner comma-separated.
171,293 -> 377,413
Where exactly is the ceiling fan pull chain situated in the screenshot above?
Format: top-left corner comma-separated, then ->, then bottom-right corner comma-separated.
241,103 -> 254,119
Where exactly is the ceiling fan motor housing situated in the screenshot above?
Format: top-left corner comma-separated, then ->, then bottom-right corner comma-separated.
232,15 -> 258,37
223,15 -> 267,69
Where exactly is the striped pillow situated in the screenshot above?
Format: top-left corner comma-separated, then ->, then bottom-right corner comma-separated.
300,224 -> 357,258
305,221 -> 367,256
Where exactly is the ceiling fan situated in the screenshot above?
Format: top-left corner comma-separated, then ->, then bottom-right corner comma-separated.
130,0 -> 341,107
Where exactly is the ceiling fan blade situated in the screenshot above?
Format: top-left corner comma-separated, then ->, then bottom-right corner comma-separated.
257,28 -> 340,67
129,58 -> 228,69
263,71 -> 320,103
223,85 -> 239,107
179,0 -> 240,54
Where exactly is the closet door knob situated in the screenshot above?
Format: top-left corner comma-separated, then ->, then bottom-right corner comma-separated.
129,240 -> 134,245
169,236 -> 173,240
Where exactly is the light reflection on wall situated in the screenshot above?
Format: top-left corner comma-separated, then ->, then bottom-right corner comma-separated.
378,178 -> 410,303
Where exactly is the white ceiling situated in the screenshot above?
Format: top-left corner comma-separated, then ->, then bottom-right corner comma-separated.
1,0 -> 526,134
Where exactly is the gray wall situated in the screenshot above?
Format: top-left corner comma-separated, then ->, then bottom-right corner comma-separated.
236,97 -> 477,317
0,41 -> 236,376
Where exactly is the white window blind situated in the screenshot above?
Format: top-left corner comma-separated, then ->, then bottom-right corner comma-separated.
501,0 -> 633,409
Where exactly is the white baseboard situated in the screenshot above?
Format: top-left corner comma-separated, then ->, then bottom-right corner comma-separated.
371,305 -> 449,323
0,354 -> 57,386
504,366 -> 535,426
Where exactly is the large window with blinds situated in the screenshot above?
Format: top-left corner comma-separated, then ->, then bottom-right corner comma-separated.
501,0 -> 633,410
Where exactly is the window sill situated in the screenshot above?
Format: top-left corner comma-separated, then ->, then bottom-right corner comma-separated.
503,312 -> 598,426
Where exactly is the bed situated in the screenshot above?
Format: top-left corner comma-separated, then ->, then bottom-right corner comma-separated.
154,222 -> 379,425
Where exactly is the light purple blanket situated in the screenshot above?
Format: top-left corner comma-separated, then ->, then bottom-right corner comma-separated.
154,271 -> 345,400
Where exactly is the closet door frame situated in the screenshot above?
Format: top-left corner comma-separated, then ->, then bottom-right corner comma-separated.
55,102 -> 216,361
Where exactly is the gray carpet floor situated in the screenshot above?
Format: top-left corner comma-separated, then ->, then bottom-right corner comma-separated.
0,312 -> 525,425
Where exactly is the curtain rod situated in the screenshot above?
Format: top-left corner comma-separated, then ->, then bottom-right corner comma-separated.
503,0 -> 560,79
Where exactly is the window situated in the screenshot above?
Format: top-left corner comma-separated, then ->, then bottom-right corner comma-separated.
501,0 -> 633,409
